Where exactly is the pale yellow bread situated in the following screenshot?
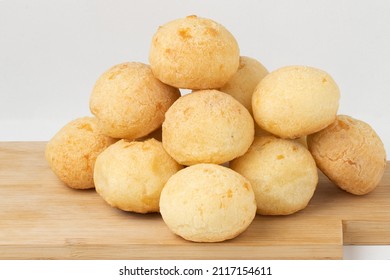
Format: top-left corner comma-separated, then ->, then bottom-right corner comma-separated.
220,56 -> 268,115
93,139 -> 183,213
230,136 -> 318,215
90,62 -> 180,140
162,89 -> 254,165
149,15 -> 240,89
159,163 -> 256,242
252,65 -> 340,139
45,116 -> 115,189
307,115 -> 387,195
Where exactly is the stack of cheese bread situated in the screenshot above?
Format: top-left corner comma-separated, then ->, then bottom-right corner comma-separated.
45,15 -> 387,243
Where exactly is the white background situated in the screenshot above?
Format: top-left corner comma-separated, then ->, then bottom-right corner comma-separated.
1,0 -> 389,260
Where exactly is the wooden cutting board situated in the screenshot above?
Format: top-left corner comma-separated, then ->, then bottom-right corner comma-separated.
0,142 -> 389,260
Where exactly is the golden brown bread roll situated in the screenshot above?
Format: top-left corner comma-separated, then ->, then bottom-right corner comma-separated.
90,62 -> 180,140
45,116 -> 115,189
307,115 -> 387,195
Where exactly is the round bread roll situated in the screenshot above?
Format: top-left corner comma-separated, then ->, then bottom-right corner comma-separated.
220,56 -> 268,115
252,65 -> 340,139
307,115 -> 387,195
94,139 -> 183,213
230,136 -> 318,215
45,116 -> 115,189
160,163 -> 256,242
162,89 -> 255,165
149,15 -> 240,89
89,62 -> 180,140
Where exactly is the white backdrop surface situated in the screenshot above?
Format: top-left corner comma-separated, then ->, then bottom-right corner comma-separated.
0,0 -> 389,259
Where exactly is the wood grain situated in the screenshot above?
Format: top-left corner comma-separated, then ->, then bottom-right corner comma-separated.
0,142 -> 389,259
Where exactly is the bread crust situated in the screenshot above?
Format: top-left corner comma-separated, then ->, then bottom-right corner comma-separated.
252,65 -> 340,139
149,15 -> 240,89
307,115 -> 387,195
159,163 -> 256,242
162,89 -> 254,165
231,136 -> 318,215
220,56 -> 268,115
45,116 -> 115,189
90,62 -> 180,139
94,139 -> 183,213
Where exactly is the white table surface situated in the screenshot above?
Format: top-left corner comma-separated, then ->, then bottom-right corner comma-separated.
1,0 -> 389,260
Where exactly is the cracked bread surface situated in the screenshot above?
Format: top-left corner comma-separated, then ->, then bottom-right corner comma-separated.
307,115 -> 386,195
89,62 -> 180,140
45,116 -> 116,189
